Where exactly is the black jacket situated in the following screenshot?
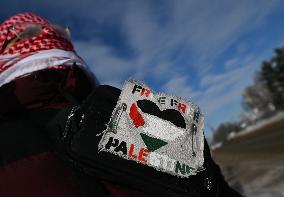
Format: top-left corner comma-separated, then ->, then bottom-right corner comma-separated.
0,85 -> 243,197
47,85 -> 243,197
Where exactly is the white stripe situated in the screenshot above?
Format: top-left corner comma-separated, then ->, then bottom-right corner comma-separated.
0,49 -> 89,87
142,113 -> 185,142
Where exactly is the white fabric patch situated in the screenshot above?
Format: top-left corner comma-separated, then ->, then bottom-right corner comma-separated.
98,79 -> 205,178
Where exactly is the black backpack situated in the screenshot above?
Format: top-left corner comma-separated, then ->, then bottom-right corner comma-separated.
46,85 -> 241,197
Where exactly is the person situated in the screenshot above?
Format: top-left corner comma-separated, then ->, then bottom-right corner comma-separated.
0,13 -> 243,197
0,13 -> 96,197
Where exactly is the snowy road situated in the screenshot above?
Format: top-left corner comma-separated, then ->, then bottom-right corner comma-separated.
212,113 -> 284,197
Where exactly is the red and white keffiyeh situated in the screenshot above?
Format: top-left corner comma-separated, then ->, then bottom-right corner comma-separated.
0,13 -> 91,88
0,13 -> 73,55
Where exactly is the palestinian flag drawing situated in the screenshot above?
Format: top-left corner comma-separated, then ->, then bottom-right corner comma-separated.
98,79 -> 205,178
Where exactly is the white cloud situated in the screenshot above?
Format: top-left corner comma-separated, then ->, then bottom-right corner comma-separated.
6,0 -> 281,130
3,0 -> 280,82
70,1 -> 282,128
0,0 -> 283,139
197,49 -> 278,119
93,0 -> 281,89
224,58 -> 240,70
74,40 -> 134,86
163,75 -> 201,100
121,0 -> 280,65
160,49 -> 275,125
200,54 -> 257,93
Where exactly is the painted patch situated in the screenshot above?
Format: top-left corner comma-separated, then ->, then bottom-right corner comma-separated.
98,79 -> 205,178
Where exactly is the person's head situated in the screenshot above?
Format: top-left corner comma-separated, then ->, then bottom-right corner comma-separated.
0,13 -> 98,114
0,13 -> 73,55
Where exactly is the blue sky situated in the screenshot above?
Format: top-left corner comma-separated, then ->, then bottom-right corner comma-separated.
1,0 -> 284,138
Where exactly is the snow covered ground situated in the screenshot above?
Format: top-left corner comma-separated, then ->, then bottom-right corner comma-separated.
212,113 -> 284,197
